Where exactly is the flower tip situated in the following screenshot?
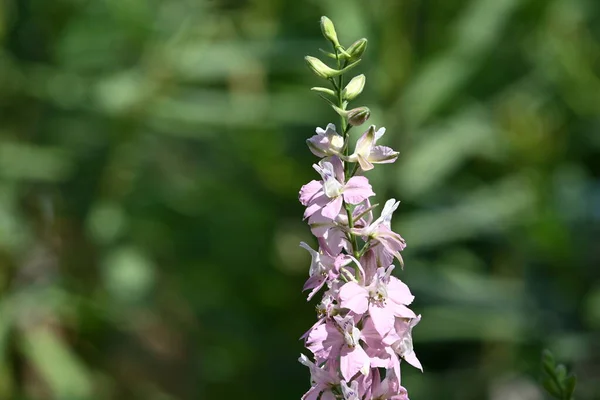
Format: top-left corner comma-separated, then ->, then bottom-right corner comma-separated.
319,16 -> 340,47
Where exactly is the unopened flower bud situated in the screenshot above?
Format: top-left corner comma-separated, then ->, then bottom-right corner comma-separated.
320,16 -> 340,47
346,38 -> 368,61
347,107 -> 371,126
342,74 -> 366,101
305,56 -> 339,79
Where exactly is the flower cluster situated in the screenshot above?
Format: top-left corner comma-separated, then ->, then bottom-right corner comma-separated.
298,17 -> 421,400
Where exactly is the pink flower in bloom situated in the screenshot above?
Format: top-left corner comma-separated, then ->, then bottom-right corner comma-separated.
305,315 -> 371,381
299,354 -> 339,400
338,266 -> 416,336
353,199 -> 407,267
300,242 -> 352,300
384,316 -> 423,371
299,157 -> 375,220
368,368 -> 410,400
306,123 -> 345,158
308,199 -> 374,256
346,125 -> 400,171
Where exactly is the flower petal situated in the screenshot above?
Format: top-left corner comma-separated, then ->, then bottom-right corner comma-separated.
343,176 -> 375,204
299,180 -> 323,205
404,351 -> 423,372
321,196 -> 343,219
369,303 -> 396,336
369,145 -> 399,164
340,345 -> 370,381
387,277 -> 415,306
339,282 -> 369,314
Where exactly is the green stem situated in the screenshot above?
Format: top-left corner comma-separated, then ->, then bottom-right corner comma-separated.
333,47 -> 360,260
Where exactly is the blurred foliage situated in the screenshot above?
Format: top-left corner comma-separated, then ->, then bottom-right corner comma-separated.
0,0 -> 599,399
541,350 -> 577,400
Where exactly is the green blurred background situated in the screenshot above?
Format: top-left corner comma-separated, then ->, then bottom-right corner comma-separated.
1,0 -> 599,399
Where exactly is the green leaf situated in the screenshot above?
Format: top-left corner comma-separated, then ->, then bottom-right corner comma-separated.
563,375 -> 577,399
20,329 -> 92,399
542,376 -> 563,399
542,349 -> 557,376
555,364 -> 567,381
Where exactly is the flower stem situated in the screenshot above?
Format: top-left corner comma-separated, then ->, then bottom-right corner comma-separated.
333,47 -> 360,260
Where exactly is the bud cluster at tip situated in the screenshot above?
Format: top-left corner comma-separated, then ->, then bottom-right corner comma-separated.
304,17 -> 369,128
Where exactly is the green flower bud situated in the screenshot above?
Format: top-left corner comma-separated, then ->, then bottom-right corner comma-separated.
320,16 -> 340,47
347,106 -> 371,126
310,87 -> 336,97
342,74 -> 366,101
346,38 -> 368,61
305,56 -> 361,79
305,56 -> 339,79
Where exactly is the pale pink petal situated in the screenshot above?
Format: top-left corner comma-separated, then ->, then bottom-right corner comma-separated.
373,243 -> 394,270
404,351 -> 423,371
308,210 -> 335,237
374,127 -> 386,142
301,385 -> 322,400
360,318 -> 384,350
354,126 -> 375,157
377,226 -> 406,253
304,192 -> 329,219
321,196 -> 343,219
305,322 -> 344,362
340,345 -> 370,381
306,135 -> 328,157
320,391 -> 336,400
306,321 -> 343,363
357,154 -> 374,171
359,250 -> 379,285
339,282 -> 369,314
370,145 -> 399,164
365,345 -> 392,369
387,277 -> 415,306
303,275 -> 326,301
330,156 -> 345,182
353,199 -> 374,227
301,318 -> 324,340
369,303 -> 396,336
321,228 -> 347,256
353,367 -> 374,399
392,304 -> 416,319
343,176 -> 375,204
299,180 -> 323,205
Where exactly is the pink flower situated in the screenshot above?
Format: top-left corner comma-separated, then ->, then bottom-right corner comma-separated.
384,315 -> 423,371
308,199 -> 374,256
353,199 -> 406,267
307,123 -> 345,158
298,354 -> 339,400
300,242 -> 352,300
346,125 -> 399,171
305,315 -> 371,381
340,380 -> 362,400
299,157 -> 375,220
338,266 -> 416,336
369,368 -> 410,400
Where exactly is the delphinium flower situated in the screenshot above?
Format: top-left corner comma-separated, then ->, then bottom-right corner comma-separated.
298,17 -> 422,400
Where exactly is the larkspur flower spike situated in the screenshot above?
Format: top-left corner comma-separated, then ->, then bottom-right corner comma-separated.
298,17 -> 422,400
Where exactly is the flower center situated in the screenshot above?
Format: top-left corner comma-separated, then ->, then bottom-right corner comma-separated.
323,177 -> 343,198
369,282 -> 388,306
342,325 -> 361,348
330,135 -> 344,152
